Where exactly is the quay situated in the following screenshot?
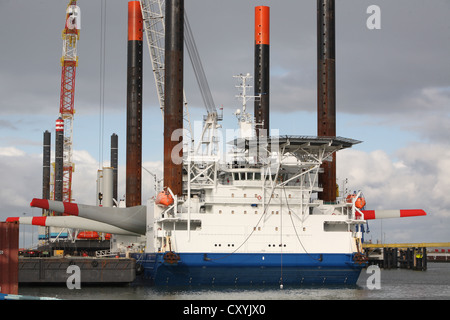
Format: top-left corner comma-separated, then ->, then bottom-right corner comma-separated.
1,221 -> 136,288
363,242 -> 450,271
19,256 -> 136,284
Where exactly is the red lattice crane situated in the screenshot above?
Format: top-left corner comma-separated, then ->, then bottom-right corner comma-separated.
59,1 -> 80,203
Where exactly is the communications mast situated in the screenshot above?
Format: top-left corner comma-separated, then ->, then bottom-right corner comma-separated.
58,1 -> 80,203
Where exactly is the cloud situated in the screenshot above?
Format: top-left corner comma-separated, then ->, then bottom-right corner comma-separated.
337,142 -> 450,242
338,143 -> 450,216
0,145 -> 163,222
70,150 -> 100,205
0,119 -> 18,130
0,146 -> 26,157
2,0 -> 449,121
71,150 -> 163,205
0,147 -> 41,220
398,87 -> 450,143
0,147 -> 101,220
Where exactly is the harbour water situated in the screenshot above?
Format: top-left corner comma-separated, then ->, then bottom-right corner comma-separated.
18,263 -> 450,300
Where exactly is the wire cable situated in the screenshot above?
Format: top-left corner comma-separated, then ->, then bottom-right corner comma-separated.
205,169 -> 281,261
98,0 -> 107,169
184,9 -> 216,114
282,185 -> 323,262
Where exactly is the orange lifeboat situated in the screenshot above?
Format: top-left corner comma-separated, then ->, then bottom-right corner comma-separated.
155,190 -> 174,206
346,193 -> 366,209
355,197 -> 366,209
77,231 -> 99,239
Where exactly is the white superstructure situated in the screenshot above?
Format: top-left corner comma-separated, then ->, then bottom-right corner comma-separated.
150,133 -> 364,257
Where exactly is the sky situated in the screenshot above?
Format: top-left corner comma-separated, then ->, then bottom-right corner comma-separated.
1,0 -> 450,246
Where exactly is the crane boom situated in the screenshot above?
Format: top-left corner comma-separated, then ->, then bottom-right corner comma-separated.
140,1 -> 216,113
184,8 -> 216,115
139,0 -> 165,113
140,0 -> 221,156
139,0 -> 192,141
59,1 -> 80,203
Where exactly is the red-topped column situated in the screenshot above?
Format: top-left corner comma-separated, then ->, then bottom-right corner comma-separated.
126,1 -> 143,207
254,6 -> 270,138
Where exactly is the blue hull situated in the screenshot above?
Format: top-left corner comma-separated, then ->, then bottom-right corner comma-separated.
132,252 -> 364,286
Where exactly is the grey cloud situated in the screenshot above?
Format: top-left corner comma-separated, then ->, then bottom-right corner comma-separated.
2,1 -> 449,119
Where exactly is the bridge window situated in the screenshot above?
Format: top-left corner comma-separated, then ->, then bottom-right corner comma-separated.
232,171 -> 261,181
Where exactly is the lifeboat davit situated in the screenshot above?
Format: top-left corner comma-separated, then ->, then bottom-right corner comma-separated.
346,194 -> 356,203
155,191 -> 174,206
77,231 -> 99,239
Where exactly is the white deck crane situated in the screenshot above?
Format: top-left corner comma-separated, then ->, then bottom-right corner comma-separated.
139,0 -> 222,157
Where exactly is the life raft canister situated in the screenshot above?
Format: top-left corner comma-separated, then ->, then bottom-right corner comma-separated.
155,190 -> 174,206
